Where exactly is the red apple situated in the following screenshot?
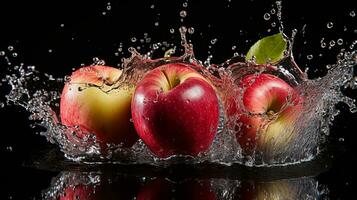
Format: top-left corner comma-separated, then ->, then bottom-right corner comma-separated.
232,73 -> 302,155
136,178 -> 216,200
131,63 -> 219,158
60,65 -> 138,147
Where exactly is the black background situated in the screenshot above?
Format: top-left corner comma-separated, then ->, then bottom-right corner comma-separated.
0,0 -> 356,199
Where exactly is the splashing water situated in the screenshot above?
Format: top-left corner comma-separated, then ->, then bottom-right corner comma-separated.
1,2 -> 356,167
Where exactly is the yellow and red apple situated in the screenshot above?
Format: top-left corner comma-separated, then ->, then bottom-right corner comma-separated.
231,72 -> 302,156
60,65 -> 138,148
131,63 -> 219,158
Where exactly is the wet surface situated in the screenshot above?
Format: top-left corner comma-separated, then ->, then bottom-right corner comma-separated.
1,142 -> 356,199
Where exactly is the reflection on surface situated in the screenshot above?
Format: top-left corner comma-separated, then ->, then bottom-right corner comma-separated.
42,171 -> 327,200
43,171 -> 140,200
234,179 -> 322,200
136,178 -> 217,200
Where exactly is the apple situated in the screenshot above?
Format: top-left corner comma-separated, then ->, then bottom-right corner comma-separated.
232,73 -> 302,156
131,63 -> 219,158
60,65 -> 138,147
136,178 -> 216,200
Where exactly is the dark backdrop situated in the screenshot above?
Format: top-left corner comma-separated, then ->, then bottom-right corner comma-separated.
0,0 -> 356,199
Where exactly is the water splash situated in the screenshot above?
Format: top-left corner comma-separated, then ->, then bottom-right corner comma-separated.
1,1 -> 356,167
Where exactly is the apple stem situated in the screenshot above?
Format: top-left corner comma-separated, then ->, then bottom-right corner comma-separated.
266,110 -> 275,119
161,70 -> 172,89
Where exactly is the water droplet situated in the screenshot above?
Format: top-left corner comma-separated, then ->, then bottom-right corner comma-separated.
350,11 -> 355,17
60,24 -> 64,27
338,138 -> 345,142
270,8 -> 276,14
321,38 -> 326,48
8,46 -> 14,51
102,11 -> 107,15
48,49 -> 53,53
154,22 -> 159,26
170,28 -> 175,34
211,38 -> 217,44
307,54 -> 313,60
131,37 -> 137,42
188,27 -> 194,34
107,5 -> 111,10
6,146 -> 13,152
326,22 -> 333,29
329,40 -> 335,47
183,2 -> 188,7
337,38 -> 343,45
231,46 -> 236,50
28,65 -> 36,71
150,4 -> 155,9
271,22 -> 276,27
118,47 -> 122,52
93,57 -> 99,62
12,53 -> 17,57
0,51 -> 5,56
180,10 -> 187,18
264,13 -> 271,20
350,40 -> 357,49
0,102 -> 4,108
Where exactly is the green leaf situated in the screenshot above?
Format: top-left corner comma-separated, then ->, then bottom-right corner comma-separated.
246,33 -> 287,64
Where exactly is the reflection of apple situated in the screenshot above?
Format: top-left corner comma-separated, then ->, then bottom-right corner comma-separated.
60,185 -> 95,200
235,180 -> 302,200
95,176 -> 141,200
136,178 -> 216,200
131,63 -> 219,158
60,66 -> 138,147
232,73 -> 302,155
59,175 -> 140,200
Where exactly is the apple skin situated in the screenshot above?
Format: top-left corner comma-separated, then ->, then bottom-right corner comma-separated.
131,63 -> 219,158
231,73 -> 302,155
60,65 -> 138,147
136,178 -> 216,200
